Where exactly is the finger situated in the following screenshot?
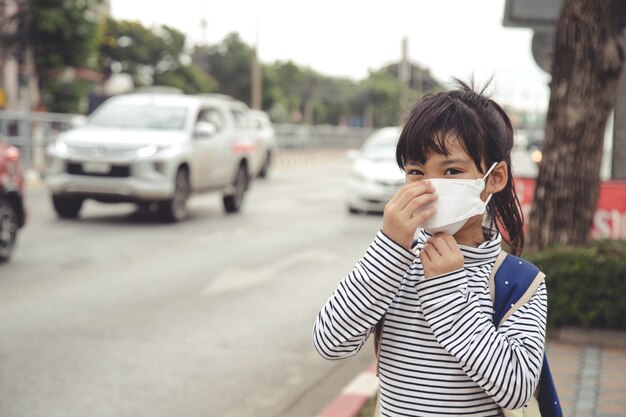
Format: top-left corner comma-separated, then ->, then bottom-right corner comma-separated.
428,235 -> 450,257
392,181 -> 434,211
442,234 -> 459,251
402,192 -> 437,216
423,240 -> 442,258
409,206 -> 436,228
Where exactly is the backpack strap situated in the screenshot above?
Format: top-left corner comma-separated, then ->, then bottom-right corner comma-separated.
489,251 -> 545,328
491,252 -> 563,417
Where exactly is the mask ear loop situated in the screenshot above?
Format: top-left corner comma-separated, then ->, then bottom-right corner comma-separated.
482,162 -> 498,180
482,162 -> 499,206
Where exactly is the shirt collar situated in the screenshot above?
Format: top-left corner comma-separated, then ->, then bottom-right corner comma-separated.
414,228 -> 502,264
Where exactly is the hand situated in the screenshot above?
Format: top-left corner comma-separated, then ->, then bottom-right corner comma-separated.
382,180 -> 437,250
419,234 -> 464,278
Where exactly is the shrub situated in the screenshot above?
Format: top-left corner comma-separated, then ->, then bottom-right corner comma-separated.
524,240 -> 626,330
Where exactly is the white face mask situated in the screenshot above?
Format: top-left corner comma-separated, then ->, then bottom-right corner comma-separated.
416,162 -> 498,235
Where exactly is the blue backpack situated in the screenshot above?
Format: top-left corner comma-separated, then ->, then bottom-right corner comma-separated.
492,252 -> 563,417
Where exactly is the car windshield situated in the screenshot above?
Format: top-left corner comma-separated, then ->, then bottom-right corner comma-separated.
88,104 -> 188,130
361,133 -> 398,161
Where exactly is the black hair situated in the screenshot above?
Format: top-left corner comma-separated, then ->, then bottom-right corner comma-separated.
395,79 -> 525,255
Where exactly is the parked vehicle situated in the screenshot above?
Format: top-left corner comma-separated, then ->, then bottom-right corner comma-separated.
346,126 -> 404,214
45,92 -> 257,221
0,139 -> 27,262
249,110 -> 278,178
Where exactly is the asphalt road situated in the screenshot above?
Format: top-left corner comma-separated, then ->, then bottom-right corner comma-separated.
0,158 -> 380,417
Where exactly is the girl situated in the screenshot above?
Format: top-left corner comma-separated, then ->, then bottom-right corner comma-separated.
313,81 -> 547,416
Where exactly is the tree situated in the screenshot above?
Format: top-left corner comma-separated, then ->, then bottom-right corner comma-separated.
0,0 -> 104,111
100,19 -> 215,94
527,0 -> 626,248
29,0 -> 102,70
383,62 -> 442,93
153,64 -> 217,94
203,33 -> 254,103
356,69 -> 420,127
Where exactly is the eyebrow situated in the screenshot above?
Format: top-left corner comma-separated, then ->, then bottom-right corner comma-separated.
441,159 -> 470,165
405,158 -> 470,166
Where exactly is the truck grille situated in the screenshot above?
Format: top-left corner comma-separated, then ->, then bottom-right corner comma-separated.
66,162 -> 131,178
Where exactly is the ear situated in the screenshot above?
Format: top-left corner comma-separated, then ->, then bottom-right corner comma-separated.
485,161 -> 508,194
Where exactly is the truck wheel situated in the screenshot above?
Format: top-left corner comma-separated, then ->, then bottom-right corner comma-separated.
0,199 -> 18,262
158,167 -> 190,222
223,165 -> 248,213
52,195 -> 84,219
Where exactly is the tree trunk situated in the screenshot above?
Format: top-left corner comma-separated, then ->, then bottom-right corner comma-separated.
612,31 -> 626,180
527,0 -> 625,249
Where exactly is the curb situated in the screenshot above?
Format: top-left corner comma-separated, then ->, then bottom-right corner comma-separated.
314,361 -> 379,417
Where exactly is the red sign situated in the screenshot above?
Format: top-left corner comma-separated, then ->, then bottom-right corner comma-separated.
514,177 -> 626,239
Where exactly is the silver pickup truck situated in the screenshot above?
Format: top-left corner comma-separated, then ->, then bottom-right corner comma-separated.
45,92 -> 258,222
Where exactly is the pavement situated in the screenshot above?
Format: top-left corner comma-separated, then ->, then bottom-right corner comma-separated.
314,328 -> 626,417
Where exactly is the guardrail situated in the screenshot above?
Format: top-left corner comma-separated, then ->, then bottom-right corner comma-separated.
274,124 -> 375,150
0,110 -> 376,169
0,110 -> 77,171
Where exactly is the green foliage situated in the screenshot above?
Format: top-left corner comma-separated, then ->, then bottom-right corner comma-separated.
2,5 -> 443,121
524,240 -> 626,330
30,0 -> 103,70
203,33 -> 254,104
99,18 -> 214,95
197,33 -> 440,126
153,65 -> 217,94
42,79 -> 94,113
3,0 -> 104,113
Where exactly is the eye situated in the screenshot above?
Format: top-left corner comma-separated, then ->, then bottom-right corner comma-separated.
406,168 -> 423,177
444,168 -> 462,175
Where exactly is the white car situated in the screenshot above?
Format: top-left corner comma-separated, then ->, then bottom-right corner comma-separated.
249,110 -> 277,178
347,126 -> 404,214
45,92 -> 257,221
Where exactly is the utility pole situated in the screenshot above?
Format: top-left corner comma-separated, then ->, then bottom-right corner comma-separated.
250,19 -> 262,110
399,36 -> 409,123
251,47 -> 261,110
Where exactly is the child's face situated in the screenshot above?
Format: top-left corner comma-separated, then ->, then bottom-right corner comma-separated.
403,136 -> 485,184
403,135 -> 492,238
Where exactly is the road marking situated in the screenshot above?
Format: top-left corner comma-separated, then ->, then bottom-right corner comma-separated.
202,248 -> 337,296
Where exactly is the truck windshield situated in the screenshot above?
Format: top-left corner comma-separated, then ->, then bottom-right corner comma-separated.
88,104 -> 188,130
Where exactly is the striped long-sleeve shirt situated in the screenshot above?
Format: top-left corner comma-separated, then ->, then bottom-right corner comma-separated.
313,229 -> 547,417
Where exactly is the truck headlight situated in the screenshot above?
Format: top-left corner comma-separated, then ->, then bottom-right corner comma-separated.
54,141 -> 69,156
136,144 -> 159,158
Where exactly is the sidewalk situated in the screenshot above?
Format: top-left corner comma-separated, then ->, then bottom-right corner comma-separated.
315,330 -> 626,417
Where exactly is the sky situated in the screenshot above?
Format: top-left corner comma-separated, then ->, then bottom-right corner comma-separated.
109,0 -> 551,112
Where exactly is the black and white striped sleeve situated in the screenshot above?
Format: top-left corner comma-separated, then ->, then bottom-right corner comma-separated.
417,270 -> 547,410
312,231 -> 415,360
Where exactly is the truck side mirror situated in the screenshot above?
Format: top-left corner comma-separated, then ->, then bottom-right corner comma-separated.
195,121 -> 217,137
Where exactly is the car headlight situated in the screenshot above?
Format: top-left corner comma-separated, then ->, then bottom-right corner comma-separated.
530,149 -> 543,163
136,144 -> 159,158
